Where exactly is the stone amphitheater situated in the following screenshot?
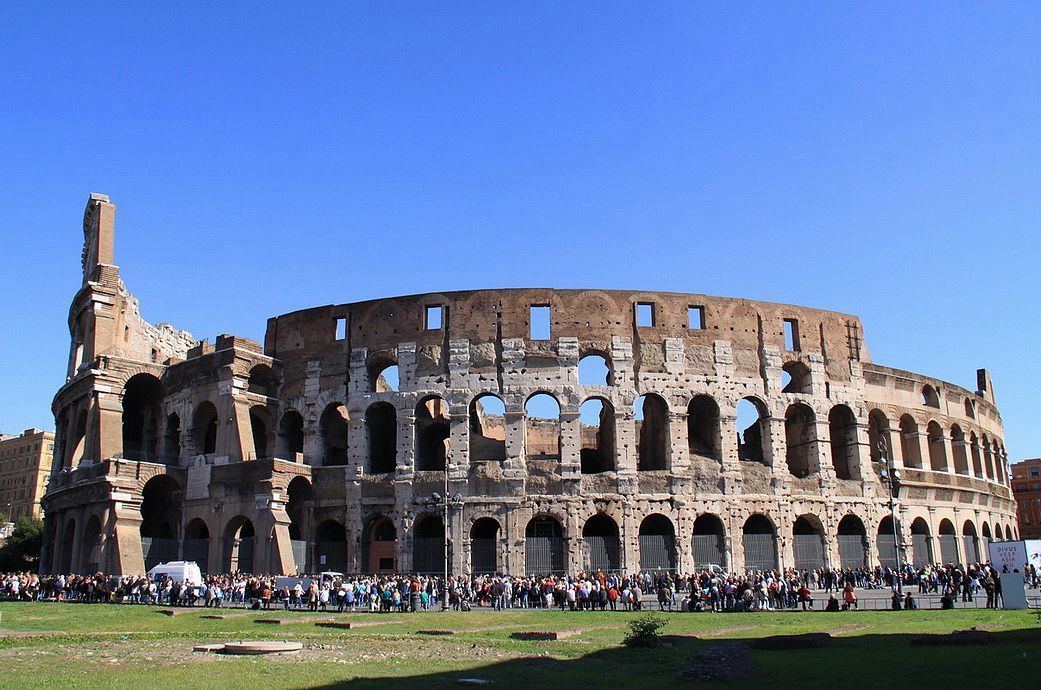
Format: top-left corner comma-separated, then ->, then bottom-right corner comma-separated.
40,194 -> 1019,577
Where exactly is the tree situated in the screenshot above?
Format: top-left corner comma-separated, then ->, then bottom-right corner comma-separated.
0,517 -> 44,572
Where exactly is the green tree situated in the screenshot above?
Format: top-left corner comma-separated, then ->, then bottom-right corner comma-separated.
0,517 -> 44,572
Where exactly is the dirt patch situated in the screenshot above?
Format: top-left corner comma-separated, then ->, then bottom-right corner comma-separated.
754,632 -> 832,650
680,643 -> 753,683
0,629 -> 68,639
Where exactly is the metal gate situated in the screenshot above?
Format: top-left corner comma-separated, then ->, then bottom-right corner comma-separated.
938,535 -> 959,564
183,538 -> 209,573
525,537 -> 565,575
876,535 -> 897,568
639,534 -> 676,572
962,536 -> 978,564
316,540 -> 346,572
291,539 -> 309,573
793,534 -> 826,571
471,538 -> 498,575
911,534 -> 931,567
235,537 -> 255,573
692,534 -> 727,570
584,536 -> 620,573
742,533 -> 778,571
141,537 -> 179,571
838,535 -> 868,569
413,537 -> 444,575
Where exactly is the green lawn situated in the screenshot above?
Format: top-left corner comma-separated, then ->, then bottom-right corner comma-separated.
0,603 -> 1037,688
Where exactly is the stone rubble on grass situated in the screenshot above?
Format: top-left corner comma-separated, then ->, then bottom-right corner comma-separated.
680,643 -> 753,683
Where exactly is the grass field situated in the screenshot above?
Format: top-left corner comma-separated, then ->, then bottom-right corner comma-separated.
0,602 -> 1037,688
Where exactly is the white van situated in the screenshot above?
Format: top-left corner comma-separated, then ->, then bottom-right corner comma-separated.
148,561 -> 204,586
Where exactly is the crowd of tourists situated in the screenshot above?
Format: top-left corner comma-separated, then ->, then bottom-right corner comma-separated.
1,561 -> 1036,612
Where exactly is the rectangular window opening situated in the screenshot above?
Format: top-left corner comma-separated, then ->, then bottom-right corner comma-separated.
334,317 -> 348,341
424,305 -> 443,330
530,305 -> 551,340
688,306 -> 705,330
783,318 -> 800,351
636,302 -> 654,328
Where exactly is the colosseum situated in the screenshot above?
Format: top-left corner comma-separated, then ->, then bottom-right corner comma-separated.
40,194 -> 1019,577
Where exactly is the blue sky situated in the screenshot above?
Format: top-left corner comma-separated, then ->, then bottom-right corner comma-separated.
1,3 -> 1038,457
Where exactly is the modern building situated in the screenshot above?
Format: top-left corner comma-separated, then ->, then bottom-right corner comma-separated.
40,194 -> 1017,576
1011,458 -> 1041,540
0,428 -> 55,521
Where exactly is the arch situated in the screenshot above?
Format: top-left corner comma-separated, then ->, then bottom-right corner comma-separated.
784,403 -> 816,477
121,373 -> 163,461
276,410 -> 305,461
80,515 -> 103,574
962,520 -> 980,564
969,432 -> 983,478
286,476 -> 313,572
582,513 -> 621,573
867,409 -> 891,465
781,361 -> 811,394
470,517 -> 501,575
68,409 -> 88,467
223,516 -> 256,573
249,405 -> 274,460
183,518 -> 210,573
365,402 -> 397,474
687,395 -> 720,461
876,516 -> 899,568
982,434 -> 995,480
580,397 -> 616,473
910,517 -> 932,567
635,394 -> 670,471
415,396 -> 450,471
247,364 -> 279,397
369,360 -> 399,393
964,398 -> 976,419
691,514 -> 727,570
319,403 -> 349,466
315,520 -> 347,572
140,475 -> 182,570
899,415 -> 923,469
469,394 -> 507,462
793,514 -> 826,570
163,412 -> 181,464
937,518 -> 959,564
742,514 -> 778,571
950,424 -> 969,475
364,516 -> 397,573
192,402 -> 218,456
638,514 -> 677,571
525,393 -> 561,464
412,515 -> 446,575
837,514 -> 868,568
736,397 -> 768,464
828,404 -> 858,480
525,516 -> 565,575
921,384 -> 940,408
1005,524 -> 1013,541
59,518 -> 76,573
926,421 -> 947,472
578,353 -> 612,386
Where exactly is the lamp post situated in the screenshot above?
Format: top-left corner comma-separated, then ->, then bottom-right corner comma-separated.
422,462 -> 463,612
877,436 -> 904,594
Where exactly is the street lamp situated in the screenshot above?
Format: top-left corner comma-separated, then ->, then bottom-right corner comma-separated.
421,468 -> 463,611
876,436 -> 904,594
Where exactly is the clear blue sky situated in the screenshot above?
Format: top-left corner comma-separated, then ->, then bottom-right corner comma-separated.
1,3 -> 1038,458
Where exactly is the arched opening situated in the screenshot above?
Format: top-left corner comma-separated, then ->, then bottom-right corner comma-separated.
286,477 -> 313,573
365,402 -> 397,474
969,432 -> 983,478
910,517 -> 932,567
837,515 -> 868,568
81,515 -> 103,574
785,403 -> 816,478
412,515 -> 446,575
927,421 -> 948,472
638,514 -> 677,572
163,413 -> 181,464
247,364 -> 279,397
525,516 -> 565,575
980,522 -> 992,559
792,514 -> 826,571
736,397 -> 768,464
69,409 -> 88,467
60,518 -> 76,573
876,516 -> 899,568
276,410 -> 304,461
582,513 -> 621,573
867,409 -> 890,465
580,398 -> 615,473
828,404 -> 858,480
315,520 -> 347,573
899,415 -> 923,469
468,394 -> 507,462
320,403 -> 349,466
223,517 -> 256,573
950,425 -> 969,475
781,361 -> 811,394
183,518 -> 210,573
470,518 -> 501,575
192,402 -> 218,456
964,398 -> 976,419
996,443 -> 1008,485
249,405 -> 274,460
140,475 -> 182,570
370,360 -> 399,393
1004,524 -> 1013,541
982,434 -> 995,480
121,373 -> 163,461
415,396 -> 450,471
921,385 -> 940,408
692,514 -> 727,570
938,519 -> 958,564
525,393 -> 561,463
578,353 -> 612,386
635,394 -> 669,471
687,395 -> 720,461
365,516 -> 397,573
742,514 -> 778,571
962,521 -> 979,564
